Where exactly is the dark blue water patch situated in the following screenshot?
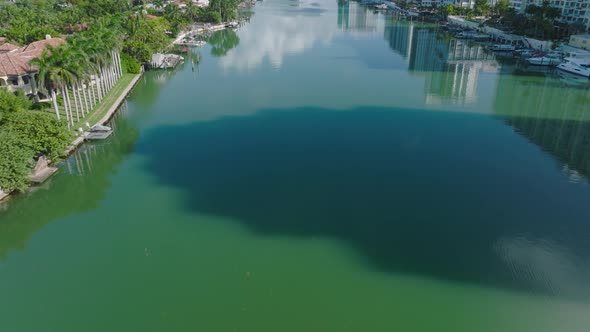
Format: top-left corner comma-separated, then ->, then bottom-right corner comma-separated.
136,107 -> 590,298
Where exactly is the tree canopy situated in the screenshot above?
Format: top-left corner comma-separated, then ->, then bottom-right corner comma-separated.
0,91 -> 70,192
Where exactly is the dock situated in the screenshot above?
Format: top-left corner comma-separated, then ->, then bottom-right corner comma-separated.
85,130 -> 113,140
150,53 -> 184,69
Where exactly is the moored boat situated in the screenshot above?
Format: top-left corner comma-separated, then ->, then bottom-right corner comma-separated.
556,57 -> 590,78
456,31 -> 490,40
527,53 -> 562,66
491,44 -> 516,52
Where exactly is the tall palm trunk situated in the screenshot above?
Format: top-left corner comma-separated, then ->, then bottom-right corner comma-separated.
100,67 -> 109,95
90,81 -> 97,105
64,88 -> 74,126
82,82 -> 90,115
61,86 -> 71,127
117,52 -> 122,77
77,83 -> 86,116
94,73 -> 104,102
51,89 -> 60,121
71,85 -> 80,122
118,52 -> 123,76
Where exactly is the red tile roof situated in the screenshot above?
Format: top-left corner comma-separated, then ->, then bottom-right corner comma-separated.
0,53 -> 35,76
0,43 -> 19,52
17,38 -> 65,57
0,37 -> 64,76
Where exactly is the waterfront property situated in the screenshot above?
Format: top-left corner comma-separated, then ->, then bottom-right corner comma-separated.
0,35 -> 65,100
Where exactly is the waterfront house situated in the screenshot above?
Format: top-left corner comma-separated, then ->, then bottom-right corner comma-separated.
0,35 -> 64,100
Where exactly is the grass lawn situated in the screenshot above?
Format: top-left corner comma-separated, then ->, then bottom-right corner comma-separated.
78,73 -> 137,127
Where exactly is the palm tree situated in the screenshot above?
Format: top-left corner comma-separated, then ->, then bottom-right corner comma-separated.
31,45 -> 83,127
29,47 -> 65,122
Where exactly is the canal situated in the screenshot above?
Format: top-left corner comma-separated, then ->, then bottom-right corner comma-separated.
1,1 -> 590,331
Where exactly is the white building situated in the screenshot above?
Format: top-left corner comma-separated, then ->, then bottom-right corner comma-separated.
550,0 -> 590,30
508,0 -> 590,31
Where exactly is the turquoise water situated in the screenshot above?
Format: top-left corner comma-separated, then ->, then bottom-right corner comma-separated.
2,1 -> 590,331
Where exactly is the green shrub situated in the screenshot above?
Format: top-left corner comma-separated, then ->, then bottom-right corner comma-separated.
0,90 -> 32,118
121,52 -> 142,74
203,11 -> 222,24
2,111 -> 70,161
0,129 -> 34,192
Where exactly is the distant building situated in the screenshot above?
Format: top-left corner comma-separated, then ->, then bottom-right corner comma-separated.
508,0 -> 590,32
569,34 -> 590,49
548,0 -> 590,30
0,35 -> 65,99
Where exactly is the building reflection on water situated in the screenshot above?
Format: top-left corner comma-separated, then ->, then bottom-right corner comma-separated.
342,7 -> 590,183
384,19 -> 498,105
494,73 -> 590,182
337,1 -> 381,32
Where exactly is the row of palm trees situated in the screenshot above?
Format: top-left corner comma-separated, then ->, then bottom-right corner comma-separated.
31,25 -> 125,128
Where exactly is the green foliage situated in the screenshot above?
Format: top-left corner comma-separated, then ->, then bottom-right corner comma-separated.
494,0 -> 511,16
120,52 -> 142,74
0,129 -> 34,192
123,15 -> 171,63
2,111 -> 70,161
209,0 -> 238,22
202,10 -> 222,23
0,90 -> 32,119
5,20 -> 60,45
474,0 -> 490,16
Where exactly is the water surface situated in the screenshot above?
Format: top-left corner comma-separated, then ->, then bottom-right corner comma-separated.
1,1 -> 590,331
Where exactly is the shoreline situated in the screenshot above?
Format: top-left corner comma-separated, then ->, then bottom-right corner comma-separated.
0,72 -> 143,203
64,72 -> 143,155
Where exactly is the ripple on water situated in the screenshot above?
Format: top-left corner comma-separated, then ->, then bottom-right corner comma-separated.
495,236 -> 590,299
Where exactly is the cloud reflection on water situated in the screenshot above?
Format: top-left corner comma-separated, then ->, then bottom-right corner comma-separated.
219,0 -> 339,71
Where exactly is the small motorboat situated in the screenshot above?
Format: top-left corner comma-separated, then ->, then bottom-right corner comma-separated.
556,57 -> 590,78
90,124 -> 112,132
527,53 -> 562,66
491,44 -> 516,52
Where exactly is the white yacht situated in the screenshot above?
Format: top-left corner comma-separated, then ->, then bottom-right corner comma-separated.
527,53 -> 562,66
490,44 -> 515,52
556,57 -> 590,78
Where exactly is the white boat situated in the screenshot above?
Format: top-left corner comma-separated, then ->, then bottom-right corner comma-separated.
90,124 -> 112,132
527,53 -> 562,66
490,44 -> 515,52
556,57 -> 590,78
516,49 -> 536,58
457,32 -> 490,41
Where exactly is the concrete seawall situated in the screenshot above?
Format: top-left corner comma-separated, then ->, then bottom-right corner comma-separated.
96,73 -> 143,126
1,72 -> 143,203
64,72 -> 143,155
